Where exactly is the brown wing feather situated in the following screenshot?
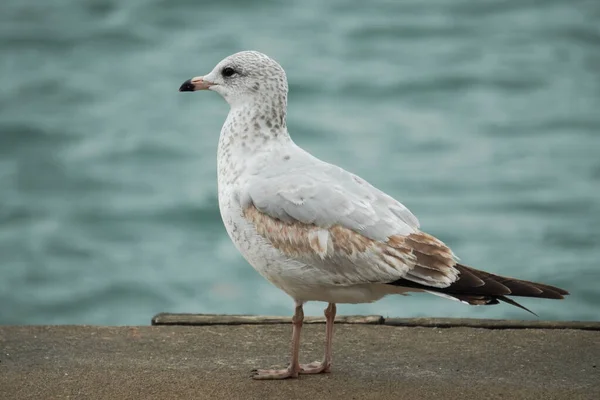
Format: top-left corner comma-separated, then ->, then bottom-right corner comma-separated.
244,204 -> 460,286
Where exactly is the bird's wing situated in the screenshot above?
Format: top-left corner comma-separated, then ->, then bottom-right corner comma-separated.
240,151 -> 459,287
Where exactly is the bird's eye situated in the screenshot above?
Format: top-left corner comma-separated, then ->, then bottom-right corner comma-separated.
222,67 -> 236,77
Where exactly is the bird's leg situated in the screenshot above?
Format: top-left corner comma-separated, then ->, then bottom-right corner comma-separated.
300,302 -> 336,374
251,301 -> 304,380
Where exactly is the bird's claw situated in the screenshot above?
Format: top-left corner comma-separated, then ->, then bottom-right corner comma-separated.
251,365 -> 299,380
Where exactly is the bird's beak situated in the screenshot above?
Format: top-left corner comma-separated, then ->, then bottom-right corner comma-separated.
179,76 -> 215,92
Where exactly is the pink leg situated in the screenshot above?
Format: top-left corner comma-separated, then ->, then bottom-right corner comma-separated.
251,301 -> 304,380
300,303 -> 336,374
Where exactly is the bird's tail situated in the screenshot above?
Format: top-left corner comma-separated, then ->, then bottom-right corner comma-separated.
389,264 -> 569,316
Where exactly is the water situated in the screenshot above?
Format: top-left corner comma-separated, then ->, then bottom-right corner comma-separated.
1,0 -> 599,325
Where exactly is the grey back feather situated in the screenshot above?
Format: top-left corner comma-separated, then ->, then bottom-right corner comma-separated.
242,144 -> 419,242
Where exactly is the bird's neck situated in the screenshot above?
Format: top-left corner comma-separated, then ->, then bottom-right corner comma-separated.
217,98 -> 291,185
229,91 -> 287,131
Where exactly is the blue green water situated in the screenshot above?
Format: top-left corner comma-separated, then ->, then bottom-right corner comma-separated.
1,0 -> 599,325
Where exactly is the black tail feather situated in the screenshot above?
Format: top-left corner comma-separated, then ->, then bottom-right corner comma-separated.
497,296 -> 538,317
389,263 -> 568,315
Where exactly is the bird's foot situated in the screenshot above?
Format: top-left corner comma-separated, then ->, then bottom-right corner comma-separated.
300,361 -> 331,374
251,364 -> 299,380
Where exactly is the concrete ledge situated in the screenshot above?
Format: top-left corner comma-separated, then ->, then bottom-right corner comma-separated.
152,313 -> 384,325
2,317 -> 599,400
152,313 -> 600,330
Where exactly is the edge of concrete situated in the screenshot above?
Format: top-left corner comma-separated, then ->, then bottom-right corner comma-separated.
151,313 -> 600,330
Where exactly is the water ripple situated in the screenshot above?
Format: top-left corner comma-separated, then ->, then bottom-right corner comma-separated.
1,0 -> 598,324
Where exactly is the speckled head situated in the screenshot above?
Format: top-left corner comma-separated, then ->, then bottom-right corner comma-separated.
179,51 -> 288,110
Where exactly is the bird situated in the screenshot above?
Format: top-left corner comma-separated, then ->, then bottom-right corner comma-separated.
178,51 -> 569,380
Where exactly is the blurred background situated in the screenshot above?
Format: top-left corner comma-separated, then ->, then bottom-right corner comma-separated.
1,0 -> 599,325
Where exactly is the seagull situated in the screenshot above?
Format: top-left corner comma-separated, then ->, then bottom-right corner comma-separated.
179,51 -> 569,380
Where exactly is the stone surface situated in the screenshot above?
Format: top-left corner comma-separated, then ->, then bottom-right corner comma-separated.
1,319 -> 598,399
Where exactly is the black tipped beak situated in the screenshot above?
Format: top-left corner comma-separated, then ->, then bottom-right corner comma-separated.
179,79 -> 195,92
179,76 -> 214,92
